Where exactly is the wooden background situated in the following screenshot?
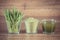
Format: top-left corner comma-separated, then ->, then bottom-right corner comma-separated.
0,0 -> 60,33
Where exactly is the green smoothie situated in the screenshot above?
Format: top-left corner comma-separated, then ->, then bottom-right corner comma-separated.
25,17 -> 39,33
42,19 -> 56,34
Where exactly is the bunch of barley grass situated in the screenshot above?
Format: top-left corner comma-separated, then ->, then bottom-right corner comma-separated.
4,8 -> 23,33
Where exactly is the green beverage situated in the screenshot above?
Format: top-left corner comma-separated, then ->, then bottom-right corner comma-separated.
25,17 -> 39,33
4,8 -> 23,34
42,19 -> 56,34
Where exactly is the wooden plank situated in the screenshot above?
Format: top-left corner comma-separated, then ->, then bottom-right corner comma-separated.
0,34 -> 60,40
0,0 -> 60,33
24,9 -> 60,16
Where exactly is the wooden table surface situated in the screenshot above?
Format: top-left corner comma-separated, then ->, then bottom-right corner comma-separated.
0,34 -> 60,40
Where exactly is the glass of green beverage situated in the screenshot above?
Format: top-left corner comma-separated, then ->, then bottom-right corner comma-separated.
42,19 -> 56,34
4,8 -> 23,34
25,17 -> 39,34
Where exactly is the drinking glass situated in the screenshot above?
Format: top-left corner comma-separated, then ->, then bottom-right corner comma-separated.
42,19 -> 56,34
4,9 -> 24,34
25,17 -> 39,34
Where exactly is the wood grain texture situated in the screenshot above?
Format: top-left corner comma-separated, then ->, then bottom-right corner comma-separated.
0,0 -> 60,33
0,34 -> 60,40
